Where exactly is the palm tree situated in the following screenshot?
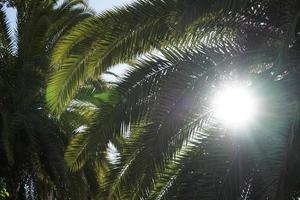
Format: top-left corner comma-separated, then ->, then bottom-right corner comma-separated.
48,0 -> 300,199
0,0 -> 99,199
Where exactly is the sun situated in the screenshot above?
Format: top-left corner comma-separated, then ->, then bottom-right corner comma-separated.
212,85 -> 258,127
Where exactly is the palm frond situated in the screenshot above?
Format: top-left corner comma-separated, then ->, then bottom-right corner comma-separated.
46,0 -> 252,114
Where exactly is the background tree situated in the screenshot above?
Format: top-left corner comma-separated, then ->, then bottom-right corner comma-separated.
0,0 -> 100,199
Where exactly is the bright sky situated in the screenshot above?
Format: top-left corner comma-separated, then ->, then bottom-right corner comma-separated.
89,0 -> 135,12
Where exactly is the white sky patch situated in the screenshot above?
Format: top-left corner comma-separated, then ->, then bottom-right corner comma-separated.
107,142 -> 120,165
5,7 -> 16,32
74,125 -> 88,133
102,63 -> 132,82
88,0 -> 135,12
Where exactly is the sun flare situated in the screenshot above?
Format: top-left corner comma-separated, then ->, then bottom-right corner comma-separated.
213,85 -> 258,127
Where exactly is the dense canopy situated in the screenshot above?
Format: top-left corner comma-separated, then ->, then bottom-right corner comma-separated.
1,0 -> 300,199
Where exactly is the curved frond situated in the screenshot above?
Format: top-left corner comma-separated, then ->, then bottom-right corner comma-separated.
46,0 -> 249,114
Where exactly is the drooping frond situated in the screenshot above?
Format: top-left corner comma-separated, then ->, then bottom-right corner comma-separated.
59,0 -> 300,199
46,0 -> 255,114
98,45 -> 244,199
43,0 -> 93,52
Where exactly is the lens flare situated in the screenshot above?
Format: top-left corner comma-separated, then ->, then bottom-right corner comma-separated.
213,85 -> 258,127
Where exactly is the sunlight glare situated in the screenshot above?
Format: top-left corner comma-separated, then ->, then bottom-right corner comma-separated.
213,85 -> 257,127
